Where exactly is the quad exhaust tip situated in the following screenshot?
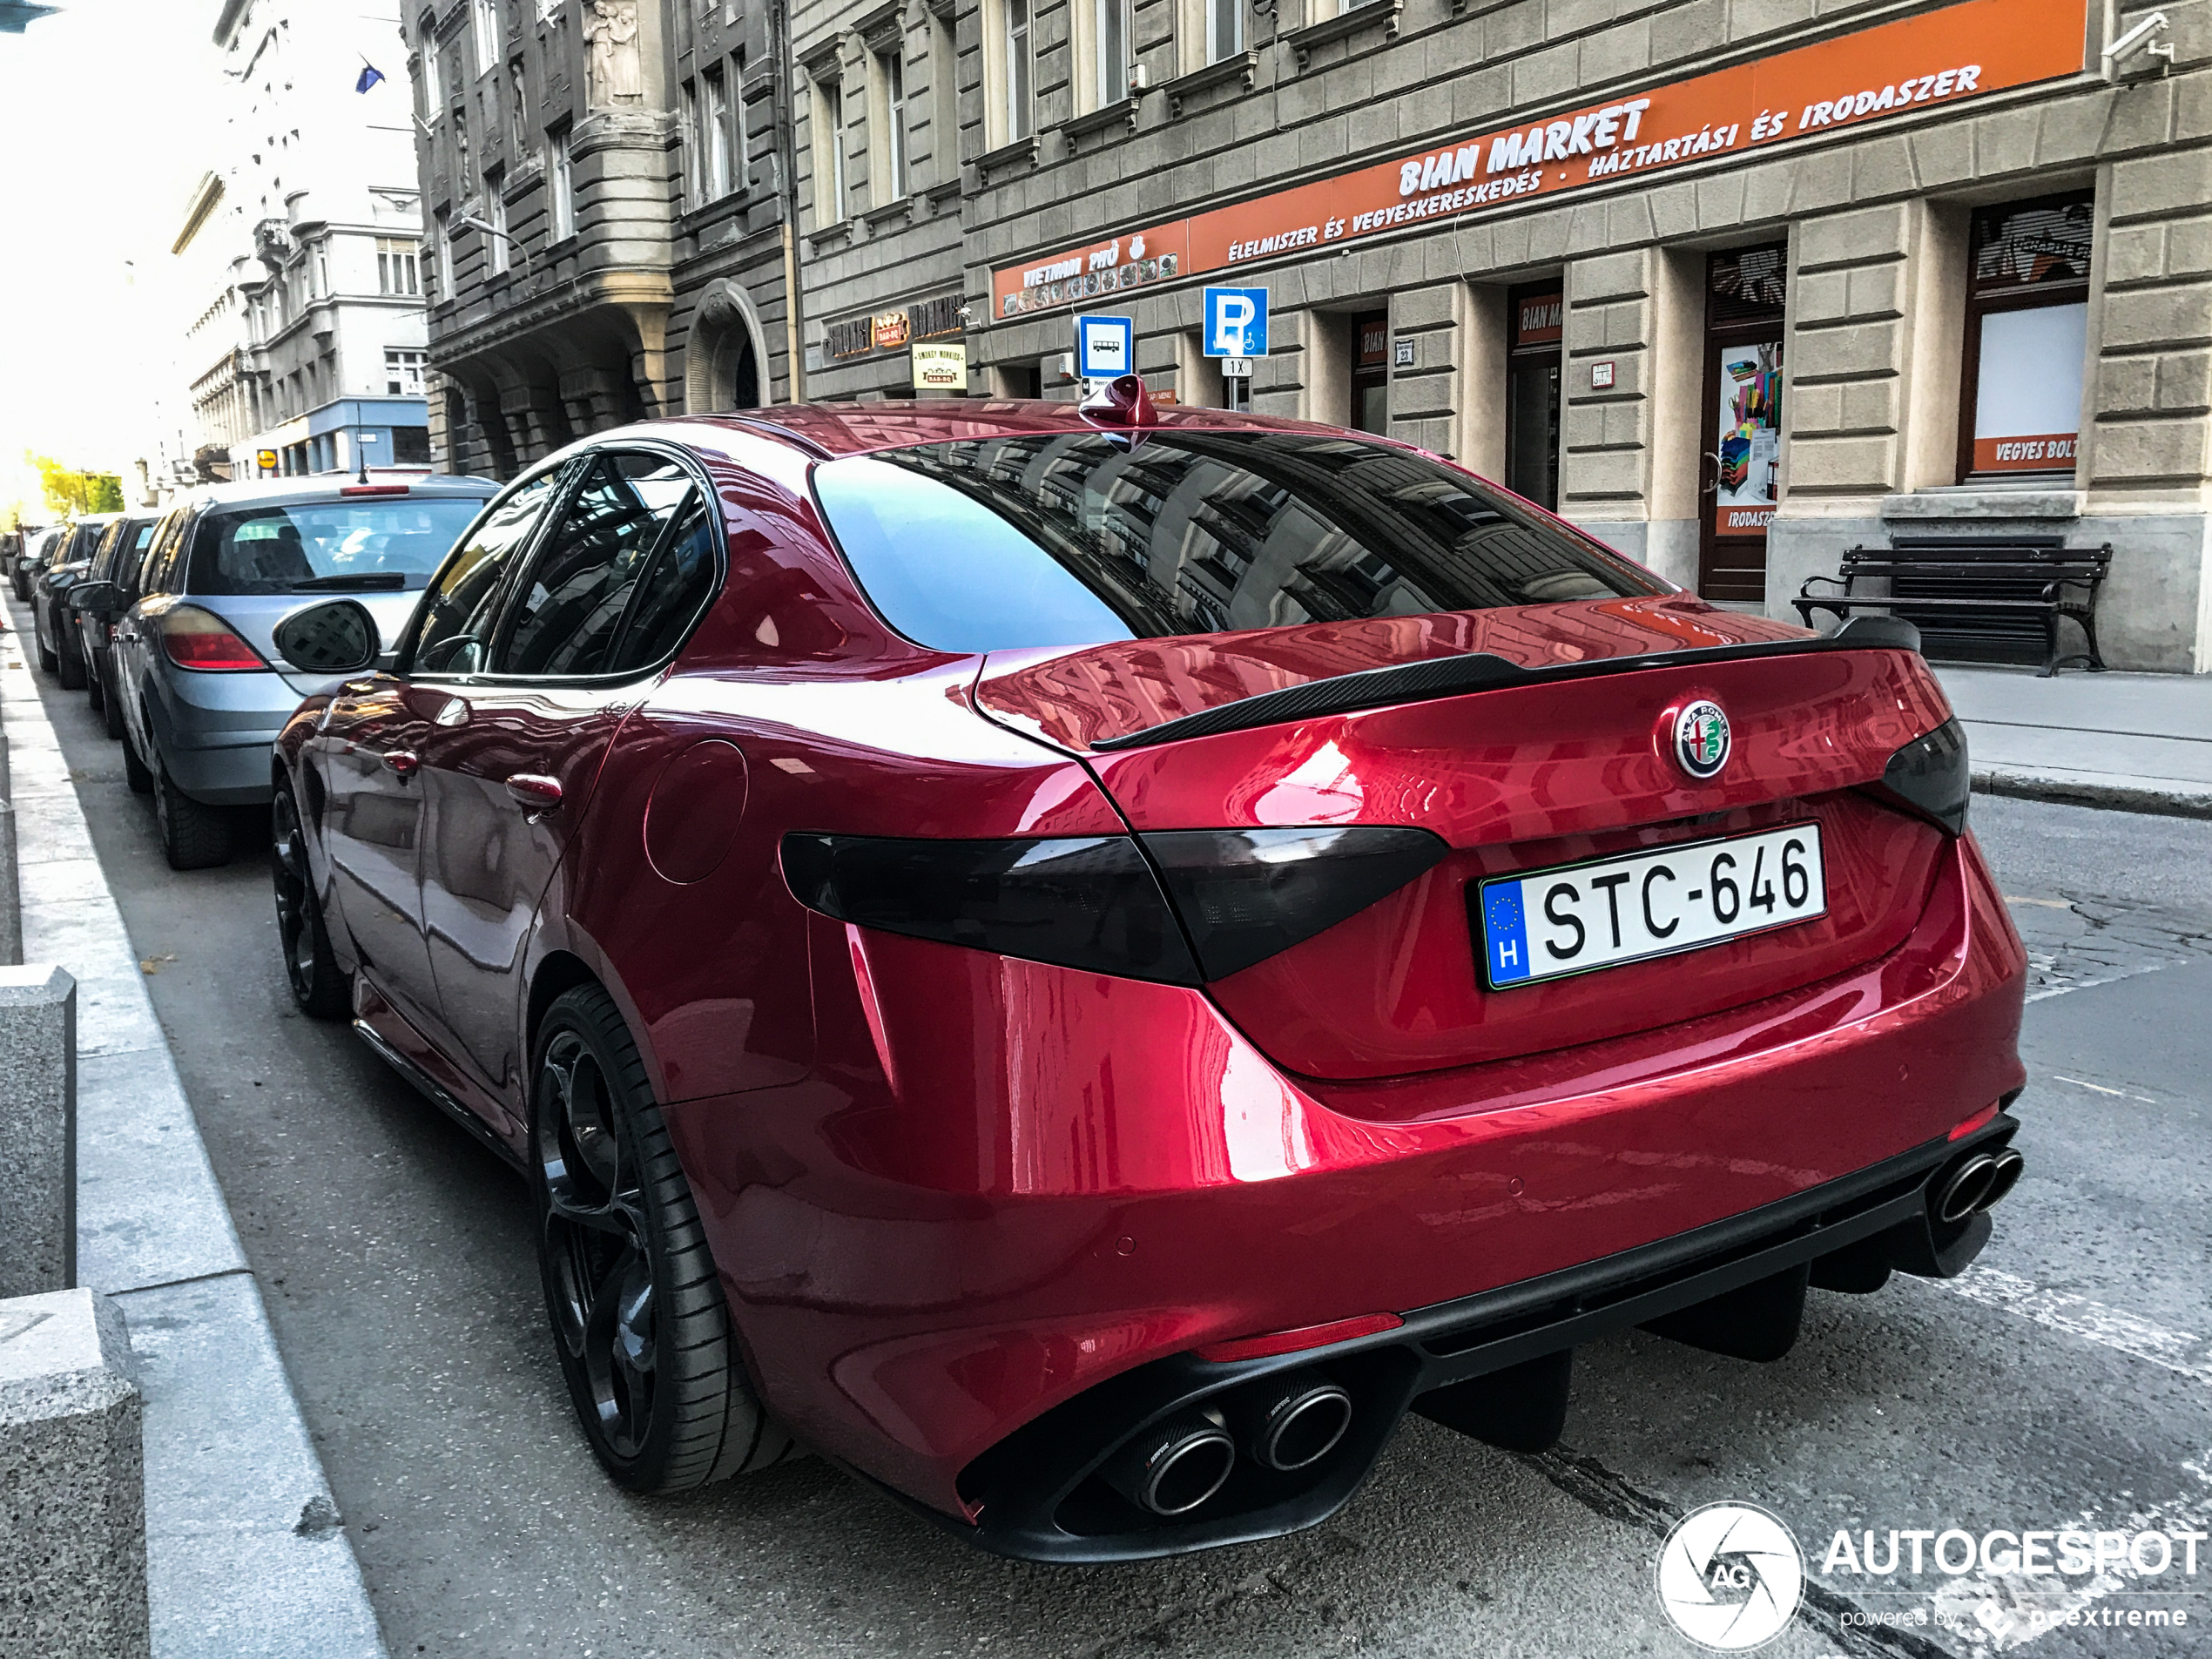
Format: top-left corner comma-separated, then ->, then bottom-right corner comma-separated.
1934,1148 -> 2026,1225
1100,1410 -> 1238,1516
1229,1372 -> 1354,1473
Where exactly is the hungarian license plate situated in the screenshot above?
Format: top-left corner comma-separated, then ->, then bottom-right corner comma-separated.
1476,823 -> 1826,989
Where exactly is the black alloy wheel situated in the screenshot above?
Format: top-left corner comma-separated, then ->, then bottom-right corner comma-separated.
98,662 -> 124,739
271,783 -> 349,1018
152,755 -> 232,870
120,718 -> 153,793
54,624 -> 84,690
532,985 -> 791,1493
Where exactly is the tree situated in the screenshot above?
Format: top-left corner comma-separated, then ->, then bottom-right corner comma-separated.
31,454 -> 125,517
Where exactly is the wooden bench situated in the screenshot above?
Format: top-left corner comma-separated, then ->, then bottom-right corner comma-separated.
1794,538 -> 2112,677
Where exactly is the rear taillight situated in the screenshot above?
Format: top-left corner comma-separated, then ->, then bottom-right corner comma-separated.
159,604 -> 267,671
1870,718 -> 1970,835
781,834 -> 1201,983
780,825 -> 1448,984
1141,827 -> 1449,980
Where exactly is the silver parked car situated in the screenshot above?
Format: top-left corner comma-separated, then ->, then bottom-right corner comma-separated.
91,476 -> 500,869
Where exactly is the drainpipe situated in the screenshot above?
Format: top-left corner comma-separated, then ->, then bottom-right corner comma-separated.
772,0 -> 806,402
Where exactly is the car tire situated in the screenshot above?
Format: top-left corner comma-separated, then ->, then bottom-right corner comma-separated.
121,721 -> 154,794
56,639 -> 84,691
532,983 -> 793,1494
271,782 -> 350,1019
85,660 -> 105,712
99,668 -> 124,739
35,633 -> 56,674
153,756 -> 233,870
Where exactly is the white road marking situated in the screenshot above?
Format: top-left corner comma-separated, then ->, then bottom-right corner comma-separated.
2024,962 -> 2175,1002
2004,895 -> 2073,910
1935,1266 -> 2212,1388
1919,1460 -> 2212,1650
2048,1074 -> 2159,1104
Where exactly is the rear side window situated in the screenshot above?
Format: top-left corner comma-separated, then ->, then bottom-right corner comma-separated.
811,430 -> 1667,654
186,497 -> 486,596
495,453 -> 713,678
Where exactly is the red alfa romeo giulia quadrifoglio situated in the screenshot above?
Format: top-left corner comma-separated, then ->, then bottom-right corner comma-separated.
270,382 -> 2027,1561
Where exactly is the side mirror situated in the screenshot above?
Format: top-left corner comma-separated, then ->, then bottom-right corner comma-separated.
68,580 -> 119,615
273,599 -> 381,675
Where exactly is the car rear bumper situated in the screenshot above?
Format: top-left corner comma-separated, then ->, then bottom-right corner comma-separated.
147,666 -> 295,805
663,828 -> 2027,1549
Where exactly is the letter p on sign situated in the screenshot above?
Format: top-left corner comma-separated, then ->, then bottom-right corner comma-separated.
1204,287 -> 1269,358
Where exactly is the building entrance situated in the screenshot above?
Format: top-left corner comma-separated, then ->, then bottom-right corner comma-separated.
1698,246 -> 1787,602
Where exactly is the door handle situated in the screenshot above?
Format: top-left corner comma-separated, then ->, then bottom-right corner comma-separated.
381,750 -> 420,777
504,773 -> 562,812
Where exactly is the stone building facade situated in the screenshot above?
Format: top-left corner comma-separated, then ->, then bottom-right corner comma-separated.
416,0 -> 2212,672
883,0 -> 2209,671
408,0 -> 799,476
165,2 -> 436,489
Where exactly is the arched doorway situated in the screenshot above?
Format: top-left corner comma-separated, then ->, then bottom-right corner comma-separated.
683,280 -> 767,413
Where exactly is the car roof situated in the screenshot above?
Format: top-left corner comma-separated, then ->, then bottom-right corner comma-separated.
165,475 -> 502,513
658,399 -> 1359,460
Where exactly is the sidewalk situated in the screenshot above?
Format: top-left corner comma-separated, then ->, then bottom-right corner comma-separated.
1,616 -> 386,1657
1932,664 -> 2212,819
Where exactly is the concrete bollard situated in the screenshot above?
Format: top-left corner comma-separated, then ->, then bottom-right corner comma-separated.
0,798 -> 21,967
0,965 -> 77,1298
0,1286 -> 151,1658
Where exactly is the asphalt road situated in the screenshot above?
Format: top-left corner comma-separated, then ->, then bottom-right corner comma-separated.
16,612 -> 2212,1658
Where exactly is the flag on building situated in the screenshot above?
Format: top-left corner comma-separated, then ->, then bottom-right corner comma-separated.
355,62 -> 384,93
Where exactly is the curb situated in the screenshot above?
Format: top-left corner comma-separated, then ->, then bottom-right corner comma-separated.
1973,769 -> 2212,821
1,611 -> 388,1659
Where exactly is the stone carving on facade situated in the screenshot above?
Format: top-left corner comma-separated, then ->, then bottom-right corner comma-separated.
583,0 -> 644,105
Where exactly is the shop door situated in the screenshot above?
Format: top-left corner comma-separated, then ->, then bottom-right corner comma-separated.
1351,312 -> 1389,434
1698,246 -> 1788,602
1505,284 -> 1562,509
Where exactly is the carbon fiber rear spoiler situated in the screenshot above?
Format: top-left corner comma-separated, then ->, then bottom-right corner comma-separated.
1086,614 -> 1922,753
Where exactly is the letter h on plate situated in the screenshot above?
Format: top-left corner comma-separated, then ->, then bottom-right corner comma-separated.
1483,882 -> 1533,986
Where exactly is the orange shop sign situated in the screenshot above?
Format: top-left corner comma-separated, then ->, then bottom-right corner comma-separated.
992,0 -> 2087,321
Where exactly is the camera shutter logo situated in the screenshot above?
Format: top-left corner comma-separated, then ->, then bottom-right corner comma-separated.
1674,699 -> 1732,779
1655,1502 -> 1804,1651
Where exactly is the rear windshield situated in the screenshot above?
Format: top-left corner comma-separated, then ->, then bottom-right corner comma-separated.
809,430 -> 1667,654
187,497 -> 485,596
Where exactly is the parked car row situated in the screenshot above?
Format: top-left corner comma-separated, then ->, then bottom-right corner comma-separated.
10,393 -> 2029,1565
15,476 -> 496,867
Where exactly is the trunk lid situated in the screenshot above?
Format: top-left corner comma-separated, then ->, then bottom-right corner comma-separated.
974,604 -> 1957,1082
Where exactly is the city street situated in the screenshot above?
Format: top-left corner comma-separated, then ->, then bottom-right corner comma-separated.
13,598 -> 2209,1659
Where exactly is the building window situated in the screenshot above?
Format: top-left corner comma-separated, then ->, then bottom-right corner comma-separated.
1505,283 -> 1563,512
681,78 -> 702,205
927,9 -> 959,185
815,80 -> 846,223
1960,192 -> 2094,482
417,10 -> 441,106
1006,0 -> 1033,139
485,172 -> 509,273
550,126 -> 575,239
313,242 -> 330,298
377,237 -> 420,295
434,208 -> 452,299
386,350 -> 428,396
1208,0 -> 1242,61
1095,0 -> 1129,107
704,64 -> 733,198
880,48 -> 907,199
471,0 -> 497,70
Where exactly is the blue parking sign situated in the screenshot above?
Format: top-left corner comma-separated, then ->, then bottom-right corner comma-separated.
1075,314 -> 1135,381
1203,287 -> 1269,358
